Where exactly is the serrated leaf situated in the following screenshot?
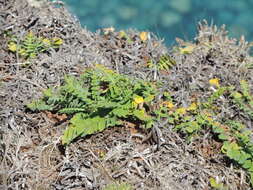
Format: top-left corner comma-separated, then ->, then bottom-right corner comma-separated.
95,101 -> 118,108
144,95 -> 154,102
27,100 -> 53,111
250,173 -> 253,186
248,165 -> 253,172
242,159 -> 252,169
240,80 -> 251,98
185,126 -> 194,133
133,109 -> 150,121
62,114 -> 106,145
218,134 -> 230,140
227,149 -> 241,160
43,88 -> 53,97
232,92 -> 242,99
168,117 -> 175,124
213,126 -> 225,134
184,121 -> 200,134
238,152 -> 251,165
58,107 -> 86,114
112,108 -> 130,118
105,116 -> 122,127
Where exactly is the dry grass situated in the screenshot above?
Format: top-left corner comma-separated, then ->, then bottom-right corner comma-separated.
1,0 -> 253,189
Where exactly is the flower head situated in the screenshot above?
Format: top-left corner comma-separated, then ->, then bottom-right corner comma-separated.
133,95 -> 144,104
176,107 -> 187,115
8,42 -> 17,52
209,78 -> 220,87
42,38 -> 51,46
187,102 -> 197,111
163,101 -> 174,109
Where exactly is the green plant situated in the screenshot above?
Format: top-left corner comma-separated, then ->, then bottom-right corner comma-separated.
203,81 -> 253,185
147,55 -> 176,72
231,80 -> 253,119
8,31 -> 63,59
209,177 -> 228,190
27,64 -> 158,145
103,182 -> 132,190
153,78 -> 253,186
219,120 -> 253,184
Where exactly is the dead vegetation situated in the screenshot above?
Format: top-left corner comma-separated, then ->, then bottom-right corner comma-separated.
1,0 -> 253,189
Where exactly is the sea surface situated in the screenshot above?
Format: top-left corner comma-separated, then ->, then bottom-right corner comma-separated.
62,0 -> 253,46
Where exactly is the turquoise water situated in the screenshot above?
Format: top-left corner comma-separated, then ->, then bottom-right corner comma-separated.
62,0 -> 253,45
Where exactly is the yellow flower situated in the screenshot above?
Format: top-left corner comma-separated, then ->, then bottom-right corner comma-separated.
209,78 -> 220,87
8,42 -> 17,52
132,101 -> 138,108
187,102 -> 197,111
140,31 -> 148,42
176,107 -> 187,115
163,101 -> 174,109
206,117 -> 213,122
42,38 -> 51,46
133,95 -> 144,104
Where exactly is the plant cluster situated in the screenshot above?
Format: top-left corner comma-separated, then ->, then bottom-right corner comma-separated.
27,63 -> 253,185
28,64 -> 158,145
154,78 -> 253,185
27,62 -> 253,186
8,31 -> 63,59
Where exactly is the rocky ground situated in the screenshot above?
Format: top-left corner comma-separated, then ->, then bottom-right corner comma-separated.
1,0 -> 253,189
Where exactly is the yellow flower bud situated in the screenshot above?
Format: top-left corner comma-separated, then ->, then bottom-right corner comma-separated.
163,101 -> 174,109
140,31 -> 148,42
209,78 -> 220,87
42,38 -> 51,46
176,107 -> 186,115
133,95 -> 144,104
8,42 -> 17,52
187,102 -> 197,111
